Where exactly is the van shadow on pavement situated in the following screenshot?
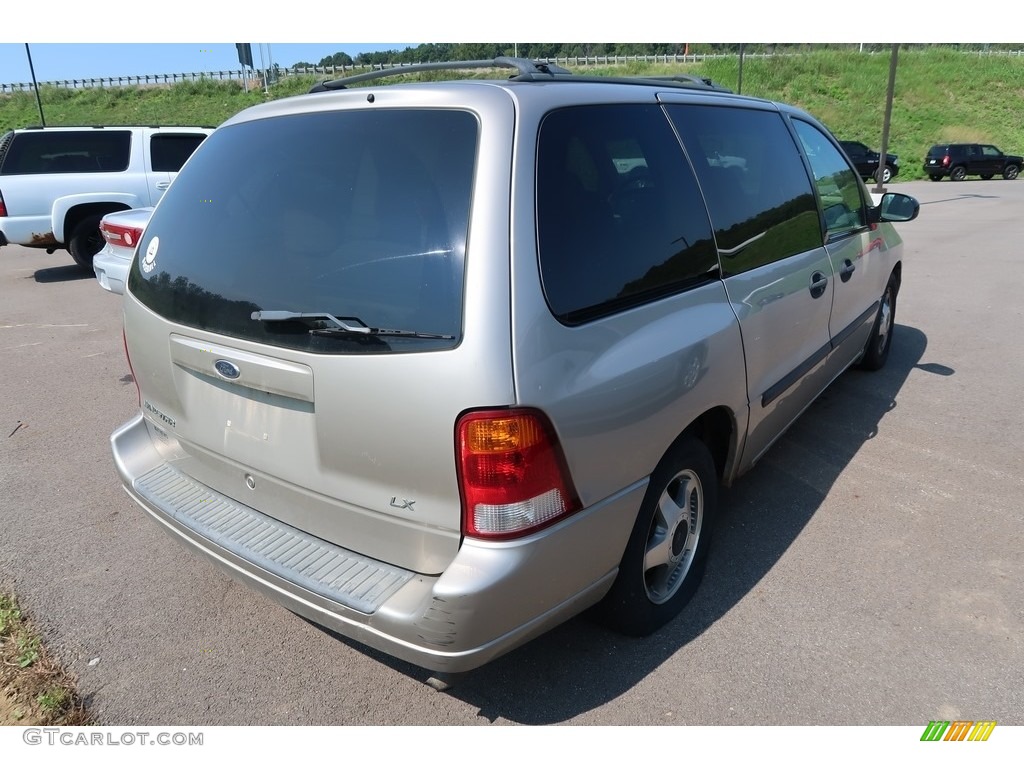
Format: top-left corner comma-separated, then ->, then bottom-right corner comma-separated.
318,324 -> 941,723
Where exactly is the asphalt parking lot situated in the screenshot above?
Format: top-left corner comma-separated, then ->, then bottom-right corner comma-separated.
1,179 -> 1022,725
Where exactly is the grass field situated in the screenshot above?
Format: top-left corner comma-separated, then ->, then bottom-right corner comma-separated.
2,48 -> 1023,181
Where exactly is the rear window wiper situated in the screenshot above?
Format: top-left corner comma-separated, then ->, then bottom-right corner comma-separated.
251,311 -> 455,340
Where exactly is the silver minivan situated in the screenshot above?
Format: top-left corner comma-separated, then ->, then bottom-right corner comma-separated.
111,59 -> 919,673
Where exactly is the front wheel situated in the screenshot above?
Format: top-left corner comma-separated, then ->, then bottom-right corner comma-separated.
859,274 -> 898,371
594,437 -> 718,636
68,214 -> 106,268
1003,164 -> 1020,180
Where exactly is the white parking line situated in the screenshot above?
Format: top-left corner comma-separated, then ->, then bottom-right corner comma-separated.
5,342 -> 43,350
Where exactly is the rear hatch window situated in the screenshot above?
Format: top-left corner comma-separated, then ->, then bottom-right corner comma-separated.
128,109 -> 477,353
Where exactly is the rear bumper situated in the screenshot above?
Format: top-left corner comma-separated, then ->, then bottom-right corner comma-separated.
111,413 -> 643,672
93,247 -> 129,294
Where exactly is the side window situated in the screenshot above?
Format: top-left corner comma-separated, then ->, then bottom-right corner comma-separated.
0,131 -> 130,174
792,120 -> 866,238
666,105 -> 820,276
151,134 -> 207,172
981,145 -> 1000,157
536,104 -> 718,324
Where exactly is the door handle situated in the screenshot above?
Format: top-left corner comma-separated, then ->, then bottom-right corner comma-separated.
155,181 -> 171,190
809,272 -> 829,299
839,259 -> 856,282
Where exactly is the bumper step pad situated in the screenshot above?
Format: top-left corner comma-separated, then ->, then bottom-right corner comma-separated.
134,464 -> 414,614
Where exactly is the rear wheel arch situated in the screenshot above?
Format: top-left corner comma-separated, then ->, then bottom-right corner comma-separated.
594,428 -> 723,635
62,202 -> 130,249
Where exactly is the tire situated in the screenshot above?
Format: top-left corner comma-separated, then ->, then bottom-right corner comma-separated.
1002,164 -> 1019,180
929,174 -> 943,182
859,273 -> 898,371
980,174 -> 994,180
68,214 -> 106,268
949,166 -> 967,181
595,436 -> 718,636
874,165 -> 893,184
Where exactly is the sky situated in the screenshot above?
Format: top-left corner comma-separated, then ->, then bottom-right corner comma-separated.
0,44 -> 414,83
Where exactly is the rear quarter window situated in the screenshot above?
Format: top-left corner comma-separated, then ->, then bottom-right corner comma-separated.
128,109 -> 477,354
535,103 -> 718,324
0,130 -> 131,174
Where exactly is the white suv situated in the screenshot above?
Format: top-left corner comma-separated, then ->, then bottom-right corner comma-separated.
0,125 -> 210,266
111,59 -> 919,673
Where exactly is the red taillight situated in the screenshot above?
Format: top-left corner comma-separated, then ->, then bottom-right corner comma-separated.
942,155 -> 950,167
456,408 -> 581,540
100,220 -> 144,249
0,190 -> 7,217
122,328 -> 140,406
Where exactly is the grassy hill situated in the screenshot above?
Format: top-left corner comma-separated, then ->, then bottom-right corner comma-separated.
3,47 -> 1023,181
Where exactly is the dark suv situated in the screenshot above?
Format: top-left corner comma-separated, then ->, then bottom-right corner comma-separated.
840,140 -> 899,183
924,143 -> 1022,181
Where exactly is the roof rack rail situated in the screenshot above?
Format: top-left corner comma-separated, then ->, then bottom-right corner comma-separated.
309,57 -> 572,92
645,74 -> 729,89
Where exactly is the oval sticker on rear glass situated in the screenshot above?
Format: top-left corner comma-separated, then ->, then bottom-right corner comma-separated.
142,236 -> 159,274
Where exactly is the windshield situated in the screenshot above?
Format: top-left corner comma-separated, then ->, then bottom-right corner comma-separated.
128,108 -> 478,354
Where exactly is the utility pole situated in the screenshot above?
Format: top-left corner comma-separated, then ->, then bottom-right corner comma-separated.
24,44 -> 46,127
737,44 -> 745,94
257,44 -> 269,94
873,44 -> 899,195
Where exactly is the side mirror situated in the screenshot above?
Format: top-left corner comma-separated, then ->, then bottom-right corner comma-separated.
870,192 -> 919,223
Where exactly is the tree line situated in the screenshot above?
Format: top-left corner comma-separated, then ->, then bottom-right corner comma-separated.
292,43 -> 1021,69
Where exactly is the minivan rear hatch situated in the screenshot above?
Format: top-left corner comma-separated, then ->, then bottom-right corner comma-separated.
124,104 -> 493,575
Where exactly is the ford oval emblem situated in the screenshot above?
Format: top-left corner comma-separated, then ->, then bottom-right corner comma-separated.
214,359 -> 241,380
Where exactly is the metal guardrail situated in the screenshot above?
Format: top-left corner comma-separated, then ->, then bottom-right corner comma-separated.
3,50 -> 1023,93
0,55 -> 789,93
